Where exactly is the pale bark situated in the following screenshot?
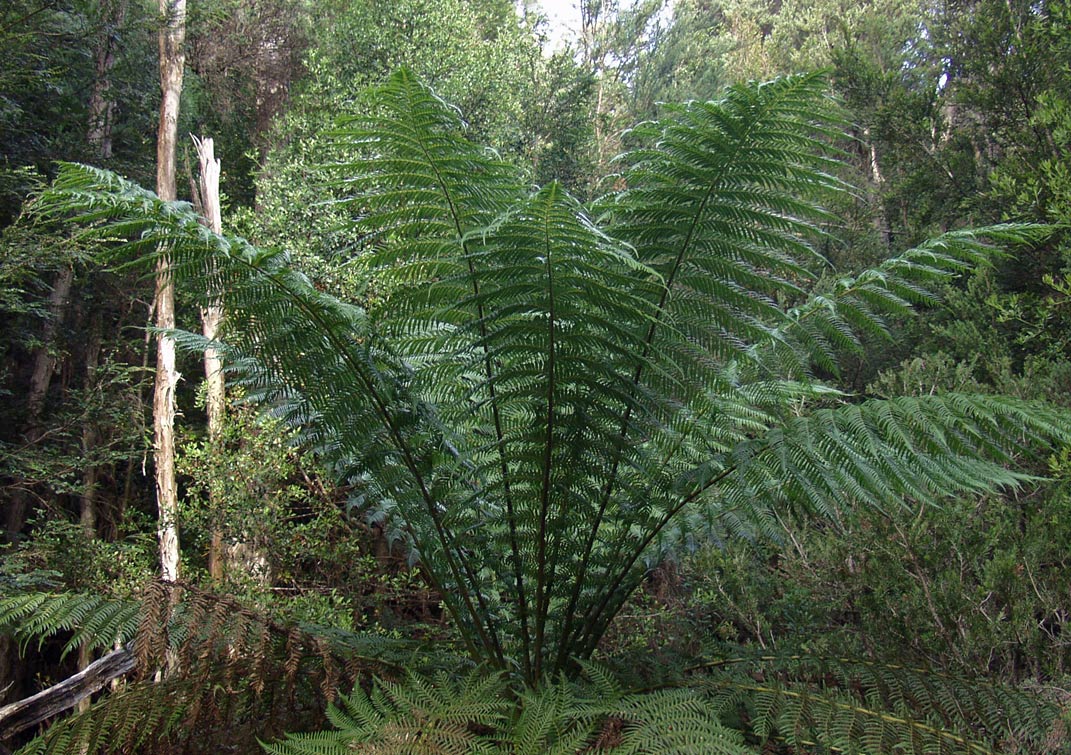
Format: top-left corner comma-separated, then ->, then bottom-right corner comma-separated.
862,125 -> 889,242
189,138 -> 270,586
192,135 -> 227,581
156,0 -> 186,204
153,259 -> 180,584
153,0 -> 186,584
0,646 -> 135,740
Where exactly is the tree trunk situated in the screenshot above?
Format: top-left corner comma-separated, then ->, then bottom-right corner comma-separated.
153,270 -> 180,584
153,0 -> 186,585
77,315 -> 104,711
861,125 -> 890,244
87,0 -> 127,159
25,268 -> 74,428
3,267 -> 75,539
81,314 -> 103,538
191,135 -> 227,581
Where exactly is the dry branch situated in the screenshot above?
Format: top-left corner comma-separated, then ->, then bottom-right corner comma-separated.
0,646 -> 135,739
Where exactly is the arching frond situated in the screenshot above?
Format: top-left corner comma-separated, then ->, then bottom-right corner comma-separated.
2,586 -> 432,755
767,225 -> 1053,376
598,72 -> 845,384
706,393 -> 1070,534
0,592 -> 139,658
698,653 -> 1062,754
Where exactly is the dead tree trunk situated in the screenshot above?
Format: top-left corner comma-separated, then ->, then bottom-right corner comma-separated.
191,135 -> 227,581
0,646 -> 135,741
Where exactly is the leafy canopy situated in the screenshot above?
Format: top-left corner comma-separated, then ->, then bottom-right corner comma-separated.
36,70 -> 1068,695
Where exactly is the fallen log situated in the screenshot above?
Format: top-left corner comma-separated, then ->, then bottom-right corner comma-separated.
0,646 -> 135,740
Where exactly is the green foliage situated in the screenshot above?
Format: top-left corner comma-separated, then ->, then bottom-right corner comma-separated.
646,0 -> 927,88
178,395 -> 446,633
178,397 -> 320,582
265,668 -> 752,755
246,0 -> 564,286
28,69 -> 1071,754
0,226 -> 149,523
0,0 -> 157,187
700,653 -> 1062,754
7,517 -> 155,594
685,482 -> 1071,681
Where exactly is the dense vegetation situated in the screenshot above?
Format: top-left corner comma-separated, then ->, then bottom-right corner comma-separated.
1,1 -> 1069,753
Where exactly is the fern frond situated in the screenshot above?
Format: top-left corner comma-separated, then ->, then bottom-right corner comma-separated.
710,393 -> 1071,530
769,224 -> 1054,375
696,652 -> 1062,754
608,688 -> 751,754
266,669 -> 510,755
4,584 -> 428,755
600,72 -> 845,375
509,678 -> 598,755
0,592 -> 139,657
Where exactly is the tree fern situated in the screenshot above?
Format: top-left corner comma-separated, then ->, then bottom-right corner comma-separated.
25,68 -> 1071,753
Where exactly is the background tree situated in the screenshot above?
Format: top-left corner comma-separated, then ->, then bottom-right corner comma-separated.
190,135 -> 229,581
153,0 -> 187,585
0,0 -> 159,706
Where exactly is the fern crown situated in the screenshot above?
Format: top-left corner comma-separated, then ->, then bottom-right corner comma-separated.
35,68 -> 1068,687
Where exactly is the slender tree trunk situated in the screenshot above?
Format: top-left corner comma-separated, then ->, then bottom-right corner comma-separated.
580,1 -> 611,188
79,314 -> 103,539
3,268 -> 74,538
78,329 -> 100,706
153,263 -> 180,584
77,0 -> 127,694
862,126 -> 889,244
87,0 -> 126,159
189,137 -> 270,587
25,269 -> 74,428
119,318 -> 154,528
80,313 -> 103,537
191,135 -> 227,581
153,0 -> 186,584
